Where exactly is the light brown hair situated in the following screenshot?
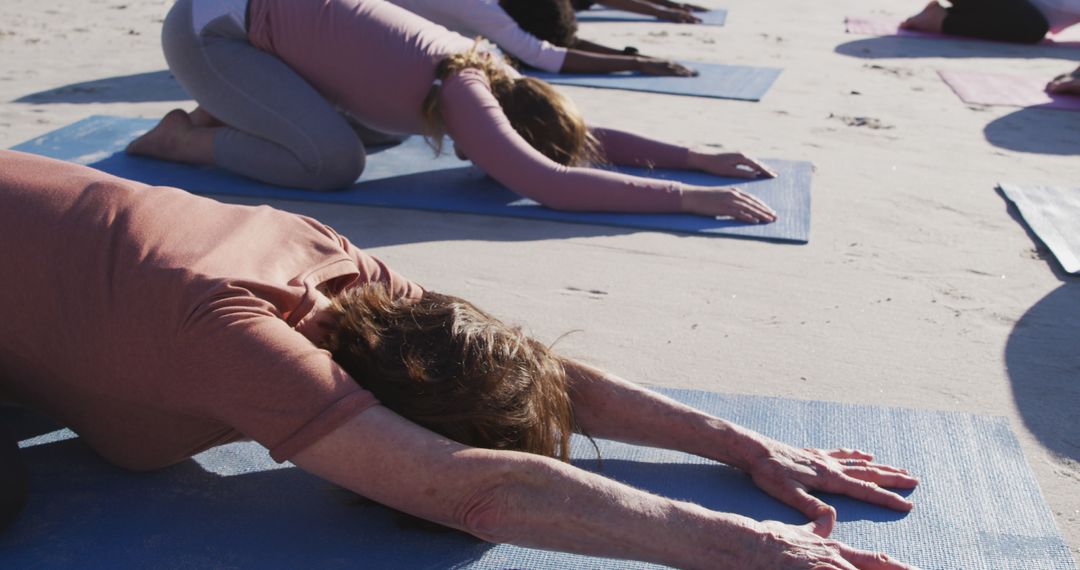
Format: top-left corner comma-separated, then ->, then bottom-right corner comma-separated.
421,45 -> 601,167
322,283 -> 574,461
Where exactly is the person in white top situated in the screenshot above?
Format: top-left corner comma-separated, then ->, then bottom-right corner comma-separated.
389,0 -> 695,75
901,0 -> 1079,43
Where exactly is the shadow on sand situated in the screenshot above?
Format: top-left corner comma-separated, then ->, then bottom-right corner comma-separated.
835,35 -> 1080,61
997,189 -> 1079,462
983,107 -> 1080,155
1004,280 -> 1080,463
13,70 -> 187,104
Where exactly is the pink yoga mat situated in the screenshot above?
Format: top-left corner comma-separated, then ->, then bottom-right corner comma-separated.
843,17 -> 1080,47
938,70 -> 1080,111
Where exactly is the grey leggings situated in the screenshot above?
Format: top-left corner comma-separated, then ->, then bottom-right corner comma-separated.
163,0 -> 400,190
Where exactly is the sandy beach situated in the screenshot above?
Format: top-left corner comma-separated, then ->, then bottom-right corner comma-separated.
2,0 -> 1078,561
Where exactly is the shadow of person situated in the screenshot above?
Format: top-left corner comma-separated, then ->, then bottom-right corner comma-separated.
835,36 -> 1080,61
1005,282 -> 1080,463
13,71 -> 188,105
984,107 -> 1080,155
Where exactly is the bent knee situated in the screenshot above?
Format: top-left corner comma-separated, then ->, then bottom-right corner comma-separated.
299,138 -> 366,191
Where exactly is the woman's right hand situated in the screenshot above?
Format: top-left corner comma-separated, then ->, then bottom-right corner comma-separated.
637,58 -> 698,77
681,186 -> 777,223
743,520 -> 917,570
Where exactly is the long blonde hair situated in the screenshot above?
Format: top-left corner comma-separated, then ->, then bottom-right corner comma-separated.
421,44 -> 600,166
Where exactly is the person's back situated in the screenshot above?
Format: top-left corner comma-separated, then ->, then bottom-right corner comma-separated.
0,150 -> 419,471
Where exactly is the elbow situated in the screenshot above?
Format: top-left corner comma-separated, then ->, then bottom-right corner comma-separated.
453,461 -> 528,544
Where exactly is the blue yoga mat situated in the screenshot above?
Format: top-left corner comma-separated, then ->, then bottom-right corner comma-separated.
528,62 -> 781,101
577,7 -> 727,25
12,115 -> 811,243
999,183 -> 1080,274
0,387 -> 1073,569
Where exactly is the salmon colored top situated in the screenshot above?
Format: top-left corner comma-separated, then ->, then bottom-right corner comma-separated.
0,150 -> 422,470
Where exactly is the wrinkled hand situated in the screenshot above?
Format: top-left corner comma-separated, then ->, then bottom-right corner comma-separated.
689,151 -> 777,179
656,7 -> 702,22
637,58 -> 698,77
681,186 -> 777,223
747,520 -> 918,570
747,444 -> 919,536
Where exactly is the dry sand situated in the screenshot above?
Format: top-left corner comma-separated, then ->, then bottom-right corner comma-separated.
2,0 -> 1079,561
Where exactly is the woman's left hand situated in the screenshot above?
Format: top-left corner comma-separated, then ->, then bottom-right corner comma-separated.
688,150 -> 778,179
745,441 -> 919,536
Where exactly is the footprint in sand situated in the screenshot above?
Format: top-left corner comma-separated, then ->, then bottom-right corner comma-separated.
561,286 -> 609,300
827,113 -> 895,130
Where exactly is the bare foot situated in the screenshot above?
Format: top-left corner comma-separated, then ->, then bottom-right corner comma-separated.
126,109 -> 216,165
901,1 -> 947,33
190,106 -> 225,128
1046,67 -> 1080,96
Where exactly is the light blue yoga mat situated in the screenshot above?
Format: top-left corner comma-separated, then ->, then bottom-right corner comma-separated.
0,387 -> 1073,569
528,62 -> 781,101
12,115 -> 811,243
578,7 -> 727,25
999,183 -> 1080,274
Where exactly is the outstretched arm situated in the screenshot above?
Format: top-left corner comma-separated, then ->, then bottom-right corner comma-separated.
442,71 -> 775,222
593,0 -> 702,22
569,37 -> 633,55
293,404 -> 915,569
562,359 -> 919,536
561,49 -> 696,76
648,0 -> 710,11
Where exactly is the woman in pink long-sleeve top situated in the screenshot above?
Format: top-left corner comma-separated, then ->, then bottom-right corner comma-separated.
0,151 -> 920,568
128,0 -> 778,223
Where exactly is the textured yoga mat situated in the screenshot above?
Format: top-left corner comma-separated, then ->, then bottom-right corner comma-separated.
939,70 -> 1080,111
843,17 -> 1080,47
1000,183 -> 1080,273
577,6 -> 727,26
11,115 -> 812,243
0,388 -> 1074,569
527,62 -> 781,101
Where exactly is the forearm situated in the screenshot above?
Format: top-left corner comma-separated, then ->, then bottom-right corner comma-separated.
491,450 -> 759,567
562,49 -> 644,73
590,127 -> 690,169
570,37 -> 630,56
293,406 -> 760,568
563,359 -> 768,470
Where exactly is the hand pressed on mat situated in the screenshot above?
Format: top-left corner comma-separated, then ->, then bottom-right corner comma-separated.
745,520 -> 919,570
744,442 -> 919,536
680,186 -> 778,223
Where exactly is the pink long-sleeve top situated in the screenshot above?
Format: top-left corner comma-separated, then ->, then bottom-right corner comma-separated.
247,0 -> 688,213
